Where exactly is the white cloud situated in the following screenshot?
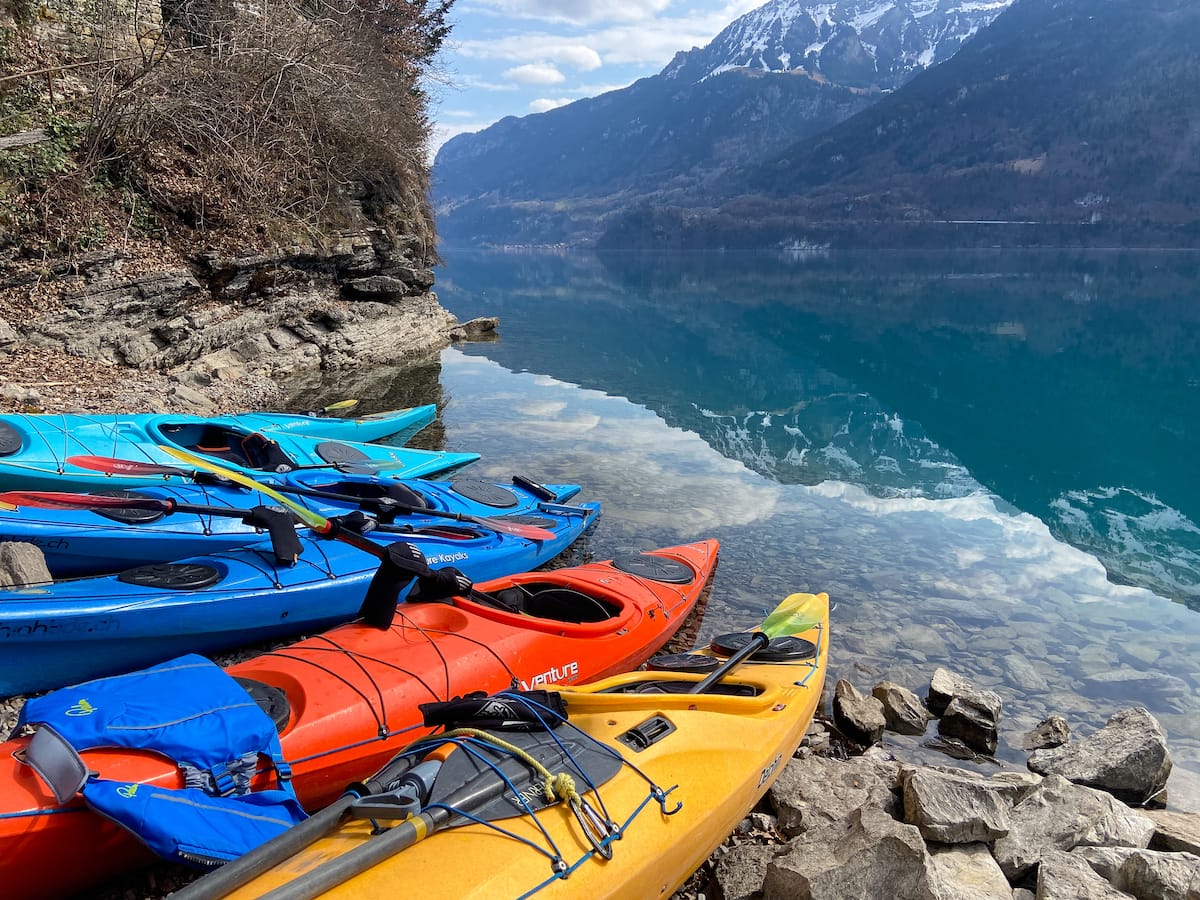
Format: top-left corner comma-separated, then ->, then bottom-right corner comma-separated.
529,97 -> 573,113
504,62 -> 566,84
554,45 -> 603,70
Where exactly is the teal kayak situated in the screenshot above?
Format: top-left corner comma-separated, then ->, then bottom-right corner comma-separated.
0,408 -> 478,491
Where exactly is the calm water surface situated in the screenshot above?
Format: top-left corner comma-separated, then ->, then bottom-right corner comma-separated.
288,249 -> 1200,808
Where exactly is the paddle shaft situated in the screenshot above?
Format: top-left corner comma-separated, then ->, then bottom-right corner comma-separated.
255,768 -> 515,900
171,796 -> 356,900
688,632 -> 769,694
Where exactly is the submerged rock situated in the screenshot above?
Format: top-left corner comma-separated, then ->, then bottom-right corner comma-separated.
1023,714 -> 1071,750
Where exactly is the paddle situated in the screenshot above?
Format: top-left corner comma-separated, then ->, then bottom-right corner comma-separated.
688,591 -> 827,694
66,451 -> 436,479
66,455 -> 558,541
0,490 -> 306,564
175,724 -> 624,900
320,399 -> 359,414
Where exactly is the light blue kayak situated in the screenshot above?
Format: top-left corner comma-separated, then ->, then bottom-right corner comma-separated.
0,407 -> 478,492
0,471 -> 584,577
0,495 -> 602,696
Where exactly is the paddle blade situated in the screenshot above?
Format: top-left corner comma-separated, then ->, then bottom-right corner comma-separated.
759,591 -> 828,639
67,454 -> 188,477
0,491 -> 171,512
474,515 -> 557,541
322,399 -> 359,414
158,446 -> 330,532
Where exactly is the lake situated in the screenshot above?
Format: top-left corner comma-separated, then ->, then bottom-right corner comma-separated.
283,248 -> 1200,809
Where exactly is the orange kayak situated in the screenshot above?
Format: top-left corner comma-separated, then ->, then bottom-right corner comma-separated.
0,540 -> 718,899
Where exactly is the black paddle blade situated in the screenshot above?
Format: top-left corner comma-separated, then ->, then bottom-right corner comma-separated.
242,505 -> 304,565
357,541 -> 433,628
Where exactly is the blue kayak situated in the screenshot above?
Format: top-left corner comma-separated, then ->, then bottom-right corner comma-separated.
0,408 -> 478,492
0,497 -> 601,696
0,472 -> 584,578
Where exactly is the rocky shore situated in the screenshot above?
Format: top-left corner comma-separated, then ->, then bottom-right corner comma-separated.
0,236 -> 496,417
679,667 -> 1200,900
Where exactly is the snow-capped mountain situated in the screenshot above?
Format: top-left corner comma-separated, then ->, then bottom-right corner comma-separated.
663,0 -> 1014,90
434,0 -> 1018,246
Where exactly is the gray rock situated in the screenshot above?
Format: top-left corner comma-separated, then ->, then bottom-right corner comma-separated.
341,275 -> 410,300
1071,846 -> 1138,880
1147,810 -> 1200,855
993,775 -> 1155,880
1037,849 -> 1134,899
713,843 -> 776,900
0,316 -> 18,349
873,681 -> 933,736
768,755 -> 901,838
928,667 -> 974,717
1014,889 -> 1037,900
1027,708 -> 1173,805
833,679 -> 886,746
1005,653 -> 1051,692
939,692 -> 1003,755
926,842 -> 1011,900
1111,849 -> 1200,900
448,316 -> 500,342
0,542 -> 53,587
901,767 -> 1012,843
393,265 -> 436,290
1024,716 -> 1071,751
763,807 -> 939,900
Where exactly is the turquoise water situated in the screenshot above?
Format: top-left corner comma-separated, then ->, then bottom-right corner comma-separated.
290,249 -> 1200,808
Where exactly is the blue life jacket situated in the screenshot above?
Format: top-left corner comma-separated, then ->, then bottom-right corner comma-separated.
19,654 -> 307,868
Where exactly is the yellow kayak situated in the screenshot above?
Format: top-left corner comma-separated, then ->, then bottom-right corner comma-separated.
180,591 -> 829,900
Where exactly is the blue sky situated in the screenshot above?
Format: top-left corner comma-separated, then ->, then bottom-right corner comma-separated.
429,0 -> 765,154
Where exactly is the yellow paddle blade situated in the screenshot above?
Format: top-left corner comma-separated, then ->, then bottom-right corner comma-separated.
322,399 -> 359,413
0,500 -> 17,511
759,591 -> 827,639
158,445 -> 330,532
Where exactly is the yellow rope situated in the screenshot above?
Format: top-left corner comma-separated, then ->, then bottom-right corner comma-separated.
417,728 -> 582,806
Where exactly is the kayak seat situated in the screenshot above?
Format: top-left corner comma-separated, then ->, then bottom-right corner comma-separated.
314,480 -> 428,509
176,426 -> 295,472
493,585 -> 620,623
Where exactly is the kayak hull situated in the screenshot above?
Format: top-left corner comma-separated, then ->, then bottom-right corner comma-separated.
216,586 -> 826,900
0,540 -> 719,899
0,473 -> 583,577
0,498 -> 601,696
0,408 -> 477,491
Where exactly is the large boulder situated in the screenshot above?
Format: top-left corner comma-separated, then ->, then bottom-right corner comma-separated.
992,774 -> 1155,881
763,807 -> 939,900
900,767 -> 1012,843
926,842 -> 1012,900
1109,848 -> 1200,900
1027,708 -> 1172,805
768,755 -> 901,838
1037,849 -> 1135,899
